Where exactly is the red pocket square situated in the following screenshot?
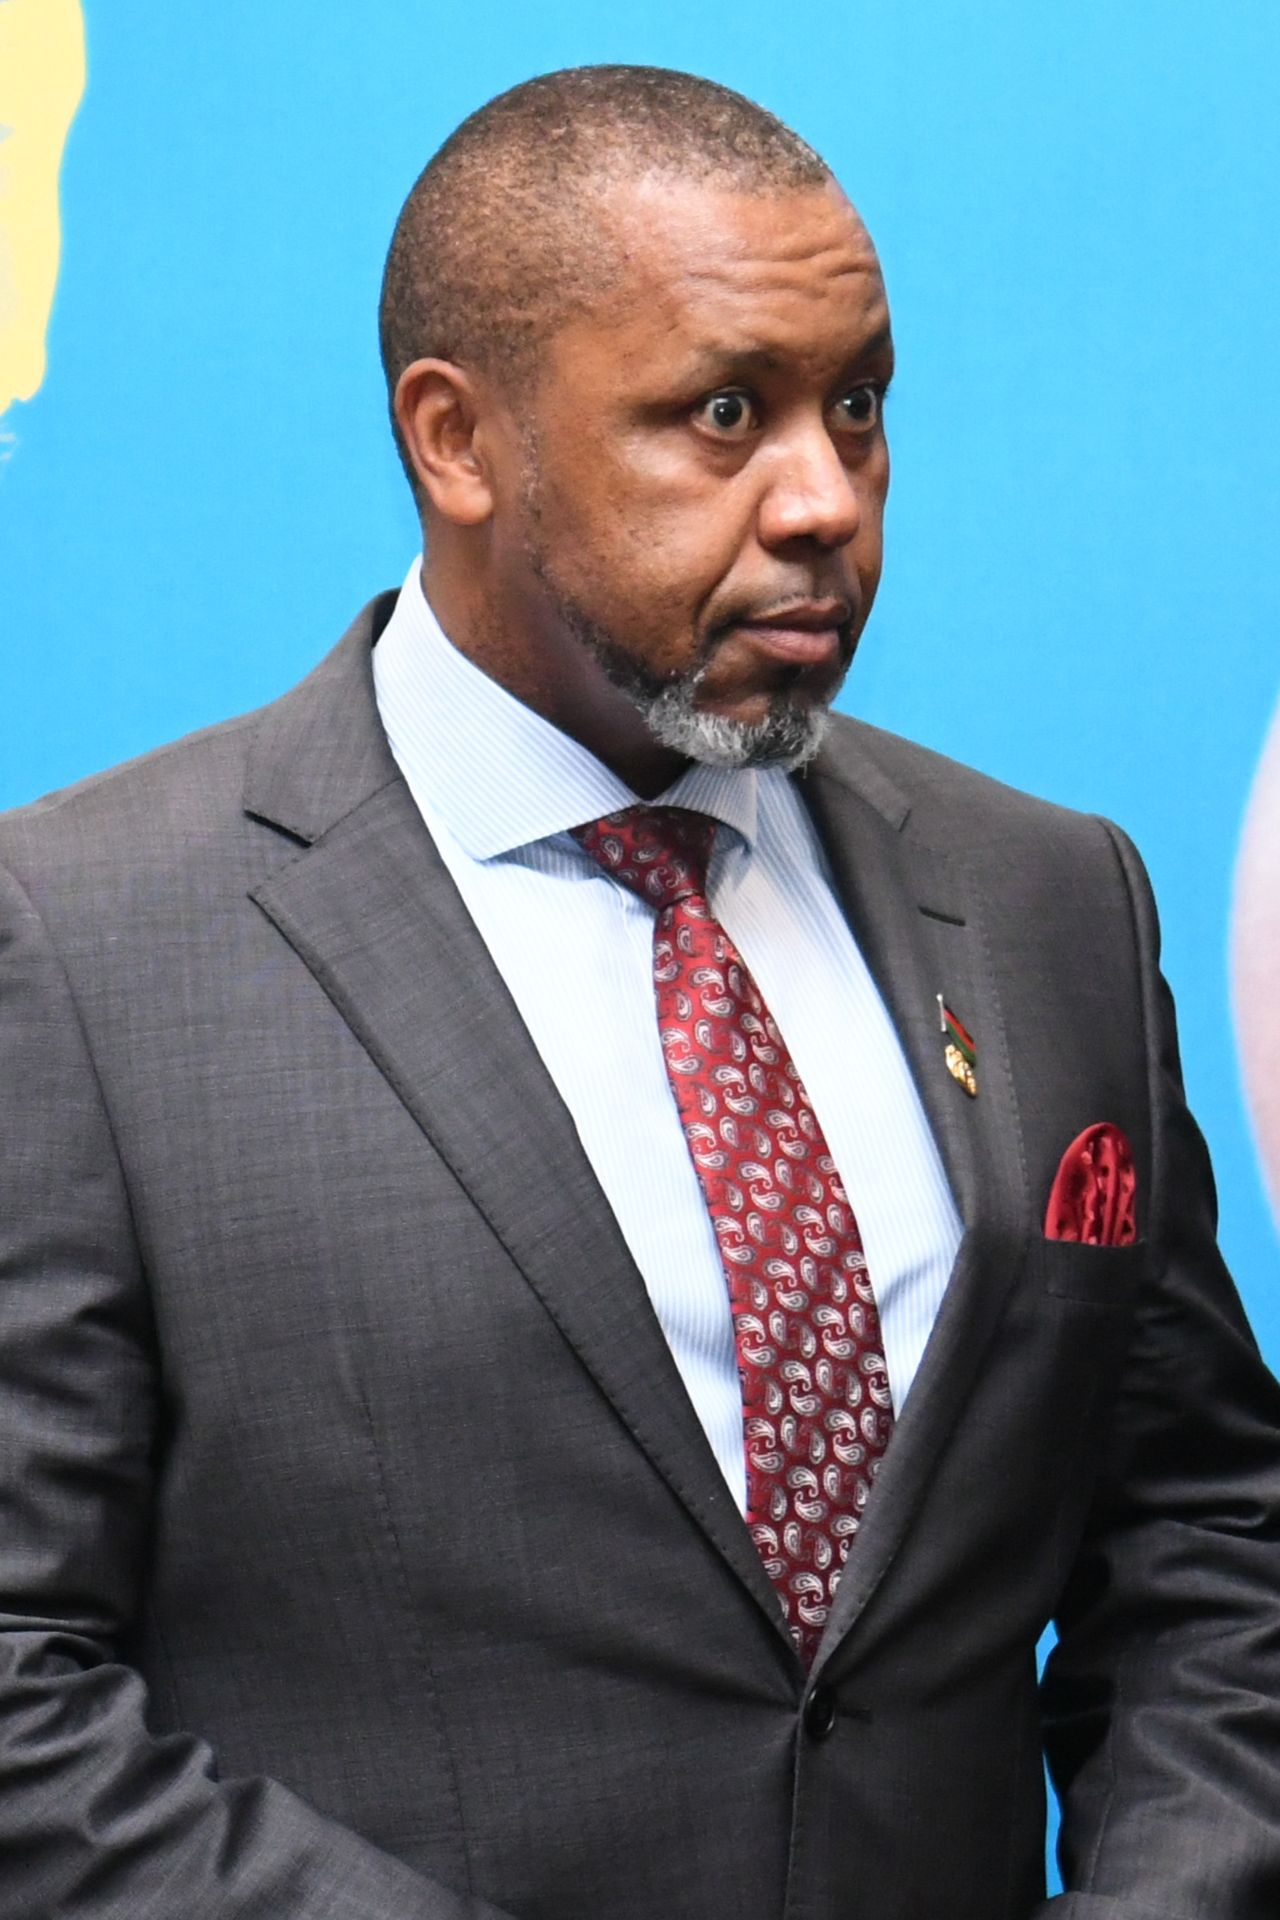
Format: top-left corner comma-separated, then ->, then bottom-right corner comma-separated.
1044,1123 -> 1137,1245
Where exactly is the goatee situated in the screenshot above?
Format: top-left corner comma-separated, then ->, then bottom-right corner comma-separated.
594,646 -> 832,771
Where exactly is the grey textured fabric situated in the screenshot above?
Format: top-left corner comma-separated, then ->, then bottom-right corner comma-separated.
1,593 -> 1279,1919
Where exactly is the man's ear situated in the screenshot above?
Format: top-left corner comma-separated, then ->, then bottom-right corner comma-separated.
393,358 -> 495,526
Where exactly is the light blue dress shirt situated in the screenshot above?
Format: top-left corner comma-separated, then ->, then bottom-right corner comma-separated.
373,560 -> 963,1512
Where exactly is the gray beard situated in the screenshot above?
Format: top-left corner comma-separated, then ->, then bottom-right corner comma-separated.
595,645 -> 832,772
523,558 -> 830,773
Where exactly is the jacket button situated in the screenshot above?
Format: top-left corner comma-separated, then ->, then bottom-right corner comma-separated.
804,1684 -> 837,1741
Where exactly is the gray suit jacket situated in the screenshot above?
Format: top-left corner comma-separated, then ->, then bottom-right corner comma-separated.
1,594 -> 1279,1920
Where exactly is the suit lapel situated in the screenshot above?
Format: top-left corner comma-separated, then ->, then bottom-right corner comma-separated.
245,607 -> 793,1651
797,743 -> 1031,1665
800,748 -> 1026,1235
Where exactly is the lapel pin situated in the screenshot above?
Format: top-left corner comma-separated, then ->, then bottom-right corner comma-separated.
937,994 -> 977,1098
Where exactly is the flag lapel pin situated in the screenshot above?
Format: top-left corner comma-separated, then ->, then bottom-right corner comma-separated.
937,994 -> 977,1097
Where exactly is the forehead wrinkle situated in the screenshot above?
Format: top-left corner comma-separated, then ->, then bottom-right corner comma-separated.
674,259 -> 884,308
639,230 -> 885,319
607,177 -> 879,286
643,264 -> 890,363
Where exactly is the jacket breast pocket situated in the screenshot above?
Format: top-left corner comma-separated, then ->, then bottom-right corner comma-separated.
1035,1237 -> 1150,1308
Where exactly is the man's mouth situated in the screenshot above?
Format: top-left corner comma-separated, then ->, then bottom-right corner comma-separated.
730,600 -> 853,668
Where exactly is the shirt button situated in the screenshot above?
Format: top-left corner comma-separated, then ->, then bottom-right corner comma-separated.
803,1684 -> 837,1741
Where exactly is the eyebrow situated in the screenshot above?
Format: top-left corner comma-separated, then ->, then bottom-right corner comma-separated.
675,324 -> 895,384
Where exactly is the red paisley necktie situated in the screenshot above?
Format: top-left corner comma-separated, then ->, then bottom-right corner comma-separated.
572,804 -> 893,1664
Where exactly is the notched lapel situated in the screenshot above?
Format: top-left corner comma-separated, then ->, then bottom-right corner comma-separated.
797,743 -> 1031,1662
799,743 -> 1027,1235
244,642 -> 792,1651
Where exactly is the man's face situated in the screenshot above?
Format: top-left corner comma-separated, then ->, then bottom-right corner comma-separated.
483,174 -> 893,772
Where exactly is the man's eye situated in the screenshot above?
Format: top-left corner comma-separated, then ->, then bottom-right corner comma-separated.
695,391 -> 758,439
831,384 -> 883,432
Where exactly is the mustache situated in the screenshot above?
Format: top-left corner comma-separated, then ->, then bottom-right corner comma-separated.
704,591 -> 857,642
693,600 -> 857,691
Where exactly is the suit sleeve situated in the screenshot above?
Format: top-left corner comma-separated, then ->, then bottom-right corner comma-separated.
0,860 -> 516,1920
1036,822 -> 1280,1919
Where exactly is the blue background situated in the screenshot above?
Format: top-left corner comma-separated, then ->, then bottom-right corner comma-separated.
4,1 -> 1279,1883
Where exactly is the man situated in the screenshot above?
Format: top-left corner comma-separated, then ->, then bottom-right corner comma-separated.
1,63 -> 1278,1920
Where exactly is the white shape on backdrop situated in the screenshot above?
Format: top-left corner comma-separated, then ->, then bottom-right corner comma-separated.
1233,696 -> 1280,1232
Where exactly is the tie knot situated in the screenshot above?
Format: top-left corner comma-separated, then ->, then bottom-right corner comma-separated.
572,805 -> 717,911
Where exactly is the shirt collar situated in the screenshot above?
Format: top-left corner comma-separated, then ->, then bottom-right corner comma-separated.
372,558 -> 758,861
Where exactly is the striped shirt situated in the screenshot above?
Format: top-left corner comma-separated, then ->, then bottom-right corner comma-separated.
373,559 -> 962,1511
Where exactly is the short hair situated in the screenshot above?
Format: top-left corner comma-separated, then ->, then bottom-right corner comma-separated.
378,65 -> 831,502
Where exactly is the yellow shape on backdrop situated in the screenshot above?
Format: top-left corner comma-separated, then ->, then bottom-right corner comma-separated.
0,0 -> 87,417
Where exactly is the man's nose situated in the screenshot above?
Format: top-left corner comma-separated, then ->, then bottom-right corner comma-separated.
755,427 -> 863,552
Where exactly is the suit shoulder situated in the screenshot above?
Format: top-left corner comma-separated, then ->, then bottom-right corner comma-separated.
0,593 -> 395,899
0,701 -> 267,885
819,712 -> 1124,863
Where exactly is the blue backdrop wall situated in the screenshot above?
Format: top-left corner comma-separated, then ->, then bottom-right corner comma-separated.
4,1 -> 1279,1881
